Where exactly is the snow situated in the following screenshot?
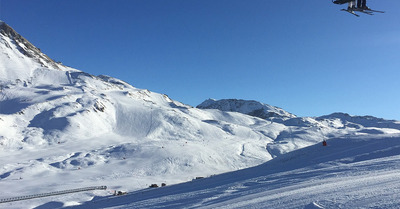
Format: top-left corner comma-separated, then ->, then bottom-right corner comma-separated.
1,21 -> 400,209
60,134 -> 400,209
197,98 -> 296,120
0,21 -> 73,83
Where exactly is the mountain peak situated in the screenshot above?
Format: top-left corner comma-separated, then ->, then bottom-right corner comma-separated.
0,21 -> 65,82
0,21 -> 13,33
0,21 -> 32,47
197,98 -> 296,120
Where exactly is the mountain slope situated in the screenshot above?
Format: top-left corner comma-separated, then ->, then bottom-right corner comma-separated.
63,134 -> 400,209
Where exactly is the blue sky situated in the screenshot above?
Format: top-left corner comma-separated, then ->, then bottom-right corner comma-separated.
1,0 -> 399,119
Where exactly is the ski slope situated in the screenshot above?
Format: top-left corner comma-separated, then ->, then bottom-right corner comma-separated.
64,134 -> 400,209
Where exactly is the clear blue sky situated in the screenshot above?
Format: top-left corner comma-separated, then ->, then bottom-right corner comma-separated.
1,0 -> 399,120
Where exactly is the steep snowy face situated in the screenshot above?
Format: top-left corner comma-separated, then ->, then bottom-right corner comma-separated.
0,21 -> 66,82
197,98 -> 296,120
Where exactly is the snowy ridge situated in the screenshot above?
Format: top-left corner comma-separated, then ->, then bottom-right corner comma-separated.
0,21 -> 400,208
197,98 -> 296,120
0,21 -> 71,83
317,112 -> 400,129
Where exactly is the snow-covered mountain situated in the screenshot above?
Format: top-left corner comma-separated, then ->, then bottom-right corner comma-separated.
1,21 -> 400,208
0,21 -> 67,83
197,98 -> 296,120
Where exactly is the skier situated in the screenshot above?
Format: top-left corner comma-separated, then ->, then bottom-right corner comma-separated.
333,0 -> 384,16
357,0 -> 369,10
347,0 -> 356,10
322,140 -> 327,147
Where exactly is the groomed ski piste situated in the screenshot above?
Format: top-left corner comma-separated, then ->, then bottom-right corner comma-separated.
2,134 -> 400,208
63,134 -> 400,209
1,20 -> 400,208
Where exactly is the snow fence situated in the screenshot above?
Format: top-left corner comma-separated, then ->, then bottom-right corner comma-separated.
0,186 -> 107,203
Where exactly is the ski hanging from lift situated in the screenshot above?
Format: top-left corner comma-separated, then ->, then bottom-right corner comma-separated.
354,8 -> 374,15
362,8 -> 385,13
341,8 -> 360,17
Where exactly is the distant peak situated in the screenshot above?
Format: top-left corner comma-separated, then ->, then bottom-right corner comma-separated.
197,98 -> 216,107
197,98 -> 296,120
317,112 -> 388,122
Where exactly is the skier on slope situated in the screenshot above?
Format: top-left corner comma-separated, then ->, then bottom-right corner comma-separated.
322,140 -> 327,147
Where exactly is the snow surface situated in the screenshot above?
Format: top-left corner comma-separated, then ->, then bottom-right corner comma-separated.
1,21 -> 400,209
61,134 -> 400,209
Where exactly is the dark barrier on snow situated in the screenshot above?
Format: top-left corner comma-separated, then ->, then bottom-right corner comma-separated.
0,186 -> 107,204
